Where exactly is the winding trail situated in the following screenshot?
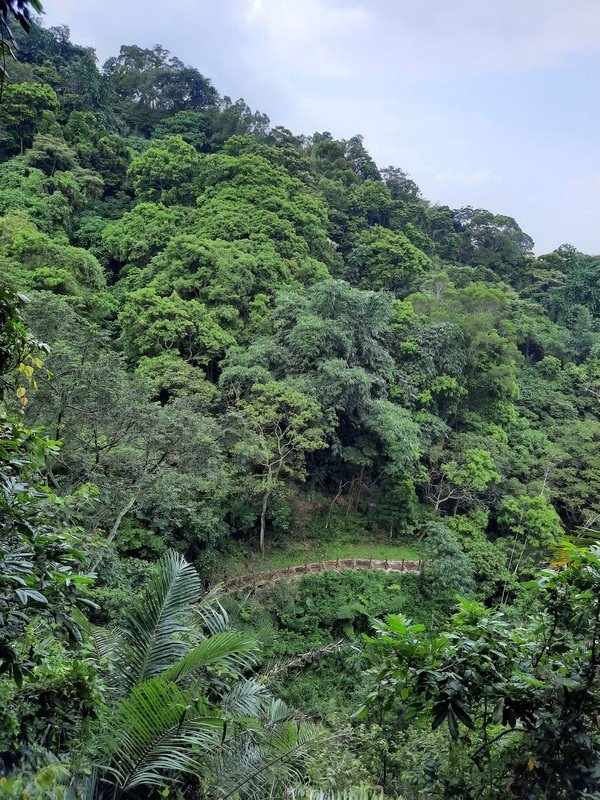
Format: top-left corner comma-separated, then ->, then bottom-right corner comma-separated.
222,557 -> 427,592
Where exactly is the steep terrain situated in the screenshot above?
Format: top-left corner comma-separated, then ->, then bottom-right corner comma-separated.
1,15 -> 599,799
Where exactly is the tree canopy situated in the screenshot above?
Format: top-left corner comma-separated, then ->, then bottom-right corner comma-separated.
1,16 -> 599,800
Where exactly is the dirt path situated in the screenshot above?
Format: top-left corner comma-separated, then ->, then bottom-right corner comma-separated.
222,557 -> 426,592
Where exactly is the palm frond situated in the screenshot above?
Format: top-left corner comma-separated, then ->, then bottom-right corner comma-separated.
115,550 -> 201,691
164,630 -> 259,684
265,697 -> 296,723
92,626 -> 120,668
220,592 -> 279,648
196,585 -> 231,634
103,677 -> 222,791
71,607 -> 118,664
221,678 -> 271,717
210,701 -> 340,800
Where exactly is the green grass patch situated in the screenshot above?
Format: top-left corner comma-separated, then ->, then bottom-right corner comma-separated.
215,537 -> 422,579
212,496 -> 423,579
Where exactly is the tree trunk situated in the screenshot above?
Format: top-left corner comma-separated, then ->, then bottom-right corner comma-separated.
326,480 -> 348,528
260,488 -> 272,553
91,492 -> 139,570
346,477 -> 357,516
353,465 -> 365,513
107,493 -> 138,545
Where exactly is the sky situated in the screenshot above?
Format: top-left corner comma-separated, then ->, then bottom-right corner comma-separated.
42,0 -> 600,255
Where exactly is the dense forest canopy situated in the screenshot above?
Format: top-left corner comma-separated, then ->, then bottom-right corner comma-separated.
0,10 -> 599,799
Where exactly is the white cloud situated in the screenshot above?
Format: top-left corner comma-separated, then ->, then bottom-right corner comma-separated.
242,0 -> 371,78
240,0 -> 600,80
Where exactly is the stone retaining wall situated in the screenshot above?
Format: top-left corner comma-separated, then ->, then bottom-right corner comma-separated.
222,557 -> 427,592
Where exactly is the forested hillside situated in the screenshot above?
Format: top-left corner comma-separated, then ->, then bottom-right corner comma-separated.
1,13 -> 599,800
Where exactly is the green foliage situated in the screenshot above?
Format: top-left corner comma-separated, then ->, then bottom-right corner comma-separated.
498,493 -> 564,585
102,202 -> 188,270
0,159 -> 73,234
193,150 -> 332,265
0,1 -> 43,88
208,95 -> 270,149
0,284 -> 27,382
93,551 -> 328,799
0,82 -> 58,155
2,15 -> 600,798
362,546 -> 600,798
0,215 -> 106,311
24,134 -> 77,176
262,570 -> 430,652
420,521 -> 475,612
118,286 -> 235,364
152,109 -> 210,151
0,289 -> 98,774
230,381 -> 330,551
127,134 -> 202,204
349,225 -> 430,294
102,44 -> 218,134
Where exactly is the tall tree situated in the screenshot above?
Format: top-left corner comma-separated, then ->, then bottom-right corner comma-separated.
231,382 -> 329,552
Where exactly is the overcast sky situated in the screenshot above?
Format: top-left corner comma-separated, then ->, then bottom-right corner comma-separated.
43,0 -> 600,255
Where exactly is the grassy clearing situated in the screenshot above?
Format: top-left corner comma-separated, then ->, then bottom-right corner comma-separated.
216,536 -> 422,578
212,495 -> 423,579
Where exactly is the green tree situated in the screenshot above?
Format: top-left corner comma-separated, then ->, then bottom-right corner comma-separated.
362,545 -> 600,798
208,96 -> 269,150
231,382 -> 329,552
0,287 -> 97,772
152,109 -> 210,151
0,82 -> 58,154
420,521 -> 475,612
103,44 -> 218,134
454,207 -> 535,285
25,295 -> 230,562
0,159 -> 73,234
127,134 -> 202,204
425,446 -> 500,512
23,133 -> 77,176
498,494 -> 563,590
0,214 -> 106,308
118,287 -> 234,366
102,203 -> 188,271
348,226 -> 430,294
86,133 -> 131,196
